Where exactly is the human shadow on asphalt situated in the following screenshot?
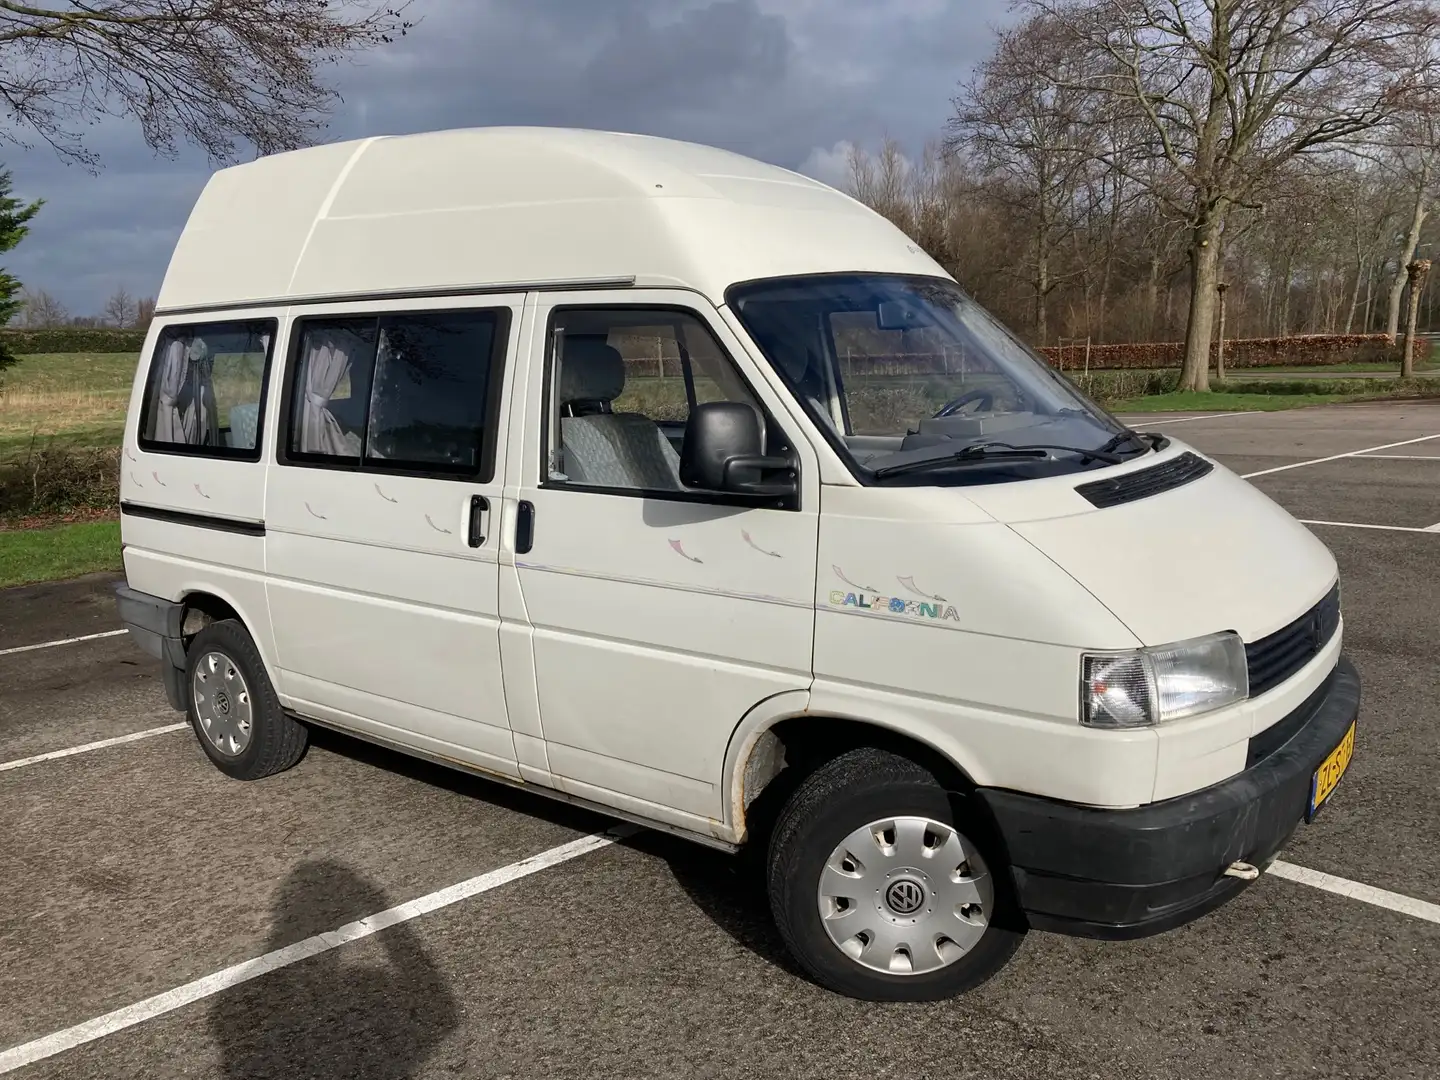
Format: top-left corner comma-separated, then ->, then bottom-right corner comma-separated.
209,859 -> 458,1080
302,726 -> 808,983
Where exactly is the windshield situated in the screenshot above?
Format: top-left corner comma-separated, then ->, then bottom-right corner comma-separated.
727,274 -> 1138,484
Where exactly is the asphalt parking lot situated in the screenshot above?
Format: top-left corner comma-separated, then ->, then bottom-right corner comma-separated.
3,400 -> 1439,1079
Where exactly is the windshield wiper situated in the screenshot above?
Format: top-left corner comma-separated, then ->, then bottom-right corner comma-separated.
1095,429 -> 1151,456
873,440 -> 1121,480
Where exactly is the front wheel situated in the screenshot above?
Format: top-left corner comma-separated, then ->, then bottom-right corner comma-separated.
766,748 -> 1025,1001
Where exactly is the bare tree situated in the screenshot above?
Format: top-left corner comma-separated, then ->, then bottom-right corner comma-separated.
949,15 -> 1098,345
1022,0 -> 1440,390
18,287 -> 64,327
104,287 -> 137,328
0,1 -> 413,168
136,296 -> 156,327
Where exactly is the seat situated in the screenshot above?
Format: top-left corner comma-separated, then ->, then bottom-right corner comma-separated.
558,336 -> 684,491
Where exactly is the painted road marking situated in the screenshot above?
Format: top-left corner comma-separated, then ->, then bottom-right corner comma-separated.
0,629 -> 127,658
1353,453 -> 1440,460
1242,433 -> 1440,478
0,830 -> 627,1074
1269,861 -> 1440,925
0,725 -> 190,773
1299,519 -> 1440,534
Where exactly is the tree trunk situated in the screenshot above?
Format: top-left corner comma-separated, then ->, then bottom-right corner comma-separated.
1216,286 -> 1228,381
1146,255 -> 1160,339
1278,252 -> 1294,336
1387,172 -> 1430,341
1346,255 -> 1365,333
1402,260 -> 1430,377
1180,230 -> 1221,392
1035,247 -> 1049,346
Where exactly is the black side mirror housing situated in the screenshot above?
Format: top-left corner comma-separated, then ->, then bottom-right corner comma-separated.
680,402 -> 797,498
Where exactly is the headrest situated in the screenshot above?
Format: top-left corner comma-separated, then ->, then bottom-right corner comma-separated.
559,336 -> 625,404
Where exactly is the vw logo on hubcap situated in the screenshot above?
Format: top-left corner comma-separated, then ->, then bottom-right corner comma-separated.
885,879 -> 925,916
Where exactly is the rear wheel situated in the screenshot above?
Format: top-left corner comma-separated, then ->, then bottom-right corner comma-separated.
766,747 -> 1025,1001
185,619 -> 307,780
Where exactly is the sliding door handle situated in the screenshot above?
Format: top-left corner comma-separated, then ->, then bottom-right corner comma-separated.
468,495 -> 489,548
515,500 -> 535,555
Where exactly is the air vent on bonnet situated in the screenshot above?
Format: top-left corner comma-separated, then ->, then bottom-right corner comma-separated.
1074,451 -> 1213,508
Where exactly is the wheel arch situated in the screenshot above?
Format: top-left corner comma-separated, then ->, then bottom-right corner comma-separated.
724,695 -> 983,848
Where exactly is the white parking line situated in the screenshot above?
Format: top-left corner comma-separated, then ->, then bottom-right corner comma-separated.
1269,861 -> 1440,925
0,629 -> 127,658
1299,519 -> 1440,534
1242,433 -> 1440,478
0,725 -> 189,773
1354,453 -> 1440,460
1128,412 -> 1243,425
0,830 -> 626,1075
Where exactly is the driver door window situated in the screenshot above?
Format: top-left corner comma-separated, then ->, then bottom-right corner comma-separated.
544,307 -> 790,498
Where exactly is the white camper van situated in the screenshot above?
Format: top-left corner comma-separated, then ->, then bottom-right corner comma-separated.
115,127 -> 1359,1001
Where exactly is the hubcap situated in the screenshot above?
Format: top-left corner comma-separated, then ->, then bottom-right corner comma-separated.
817,815 -> 994,976
192,651 -> 253,757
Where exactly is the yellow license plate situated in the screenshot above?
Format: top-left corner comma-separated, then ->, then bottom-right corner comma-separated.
1308,721 -> 1356,821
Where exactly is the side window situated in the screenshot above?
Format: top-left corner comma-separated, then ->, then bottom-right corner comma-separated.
284,309 -> 506,479
545,307 -> 790,496
140,319 -> 275,457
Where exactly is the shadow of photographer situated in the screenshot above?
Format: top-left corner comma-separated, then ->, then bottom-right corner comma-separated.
210,859 -> 458,1080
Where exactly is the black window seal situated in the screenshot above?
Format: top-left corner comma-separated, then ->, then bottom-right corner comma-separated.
136,316 -> 279,463
538,302 -> 801,513
275,306 -> 513,484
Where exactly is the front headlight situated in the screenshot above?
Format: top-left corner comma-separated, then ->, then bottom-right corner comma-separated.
1081,632 -> 1248,728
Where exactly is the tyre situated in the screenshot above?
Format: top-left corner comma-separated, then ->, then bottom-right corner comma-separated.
184,619 -> 307,781
766,747 -> 1025,1001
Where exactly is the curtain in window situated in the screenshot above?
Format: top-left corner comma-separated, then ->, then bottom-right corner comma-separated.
152,338 -> 193,443
298,328 -> 360,456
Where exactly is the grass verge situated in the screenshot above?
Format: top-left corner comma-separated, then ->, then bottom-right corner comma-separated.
0,519 -> 121,589
1114,390 -> 1359,412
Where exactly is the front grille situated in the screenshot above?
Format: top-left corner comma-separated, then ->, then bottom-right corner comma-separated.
1074,451 -> 1214,508
1246,669 -> 1334,768
1246,584 -> 1341,698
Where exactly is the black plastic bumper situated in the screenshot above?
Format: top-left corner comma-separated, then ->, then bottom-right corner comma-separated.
975,655 -> 1361,940
114,584 -> 187,712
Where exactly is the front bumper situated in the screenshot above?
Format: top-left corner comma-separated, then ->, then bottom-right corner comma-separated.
975,655 -> 1361,939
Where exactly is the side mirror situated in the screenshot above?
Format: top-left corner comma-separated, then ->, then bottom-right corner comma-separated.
680,402 -> 797,498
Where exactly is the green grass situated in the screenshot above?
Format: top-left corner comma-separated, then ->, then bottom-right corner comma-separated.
0,352 -> 138,463
0,351 -> 139,393
1115,390 -> 1371,412
1237,362 -> 1440,373
0,520 -> 121,589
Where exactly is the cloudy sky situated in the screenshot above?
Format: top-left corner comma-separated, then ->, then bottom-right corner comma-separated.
4,0 -> 1014,317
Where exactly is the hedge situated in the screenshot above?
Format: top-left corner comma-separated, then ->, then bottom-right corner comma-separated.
0,327 -> 149,354
1040,333 -> 1430,371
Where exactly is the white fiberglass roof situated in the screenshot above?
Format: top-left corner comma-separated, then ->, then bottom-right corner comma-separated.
155,126 -> 949,312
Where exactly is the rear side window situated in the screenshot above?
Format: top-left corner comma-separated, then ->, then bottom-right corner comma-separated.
282,308 -> 508,480
139,319 -> 276,458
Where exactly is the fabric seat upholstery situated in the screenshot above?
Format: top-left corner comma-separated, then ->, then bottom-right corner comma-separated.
558,337 -> 683,490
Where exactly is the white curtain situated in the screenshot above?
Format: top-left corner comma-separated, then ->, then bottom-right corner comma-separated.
152,338 -> 192,443
299,328 -> 360,456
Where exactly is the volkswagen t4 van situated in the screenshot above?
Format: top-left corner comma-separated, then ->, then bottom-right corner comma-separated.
114,127 -> 1360,1001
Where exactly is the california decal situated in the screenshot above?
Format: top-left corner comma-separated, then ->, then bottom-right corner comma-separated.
828,591 -> 960,623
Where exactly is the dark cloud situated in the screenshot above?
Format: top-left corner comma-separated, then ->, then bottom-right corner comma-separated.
2,0 -> 1011,315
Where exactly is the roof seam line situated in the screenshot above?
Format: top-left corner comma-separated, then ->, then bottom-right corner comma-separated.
284,136 -> 386,295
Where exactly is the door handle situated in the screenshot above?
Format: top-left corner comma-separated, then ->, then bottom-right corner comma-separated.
515,500 -> 535,555
468,495 -> 489,548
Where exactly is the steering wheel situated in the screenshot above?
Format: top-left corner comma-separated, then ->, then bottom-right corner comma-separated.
934,388 -> 994,418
